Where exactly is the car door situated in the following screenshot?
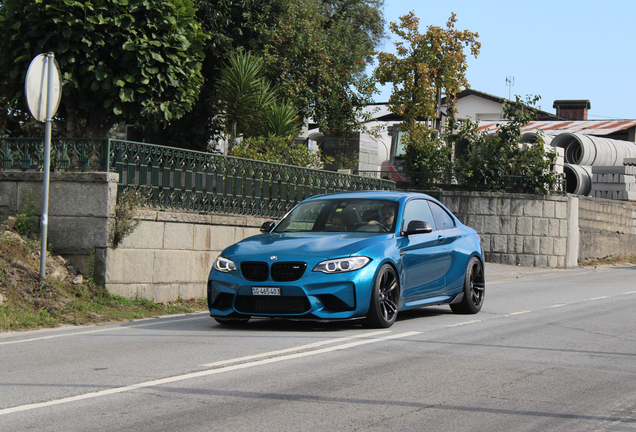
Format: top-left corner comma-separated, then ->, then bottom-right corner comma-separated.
398,199 -> 452,301
428,200 -> 464,295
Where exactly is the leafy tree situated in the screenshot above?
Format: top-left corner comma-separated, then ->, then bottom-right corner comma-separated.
314,76 -> 379,171
259,0 -> 384,135
145,0 -> 290,150
375,11 -> 480,126
255,0 -> 386,170
0,0 -> 207,138
453,95 -> 559,194
151,0 -> 385,152
401,123 -> 453,182
374,11 -> 479,174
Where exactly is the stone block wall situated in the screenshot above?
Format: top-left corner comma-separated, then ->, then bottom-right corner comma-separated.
578,196 -> 636,260
0,172 -> 118,277
106,210 -> 268,302
0,171 -> 270,301
3,172 -> 636,301
442,191 -> 576,268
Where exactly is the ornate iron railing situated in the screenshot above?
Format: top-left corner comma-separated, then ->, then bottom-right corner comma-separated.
356,170 -> 567,196
0,137 -> 108,171
0,138 -> 395,218
109,140 -> 395,218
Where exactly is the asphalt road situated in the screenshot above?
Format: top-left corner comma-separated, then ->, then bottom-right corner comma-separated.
1,263 -> 636,431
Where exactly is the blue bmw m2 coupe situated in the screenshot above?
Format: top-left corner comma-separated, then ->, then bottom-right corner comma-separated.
208,191 -> 485,328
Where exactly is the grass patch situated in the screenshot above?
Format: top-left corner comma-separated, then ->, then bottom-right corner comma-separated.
0,277 -> 207,332
578,256 -> 636,267
0,230 -> 206,332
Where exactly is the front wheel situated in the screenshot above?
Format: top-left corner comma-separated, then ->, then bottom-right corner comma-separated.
365,264 -> 399,328
450,257 -> 485,314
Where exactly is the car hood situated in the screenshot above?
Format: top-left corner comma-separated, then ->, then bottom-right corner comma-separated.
221,232 -> 392,261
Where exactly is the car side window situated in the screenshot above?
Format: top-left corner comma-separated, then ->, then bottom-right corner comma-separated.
402,199 -> 436,232
429,202 -> 455,229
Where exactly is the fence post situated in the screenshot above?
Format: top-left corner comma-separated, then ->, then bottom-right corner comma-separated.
103,139 -> 112,173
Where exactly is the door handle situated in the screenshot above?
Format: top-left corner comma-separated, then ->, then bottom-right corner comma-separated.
437,235 -> 445,242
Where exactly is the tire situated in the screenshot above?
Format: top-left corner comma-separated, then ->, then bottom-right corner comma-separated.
450,257 -> 485,314
214,317 -> 250,325
365,264 -> 399,328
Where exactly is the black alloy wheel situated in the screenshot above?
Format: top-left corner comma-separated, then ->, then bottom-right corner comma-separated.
450,257 -> 485,314
365,264 -> 399,328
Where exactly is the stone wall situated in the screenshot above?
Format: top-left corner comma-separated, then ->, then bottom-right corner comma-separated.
578,196 -> 636,260
106,210 -> 268,302
2,172 -> 636,301
442,191 -> 577,268
0,172 -> 270,301
0,172 -> 118,278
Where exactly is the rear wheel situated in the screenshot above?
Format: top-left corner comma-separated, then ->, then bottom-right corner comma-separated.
450,257 -> 485,314
365,264 -> 399,328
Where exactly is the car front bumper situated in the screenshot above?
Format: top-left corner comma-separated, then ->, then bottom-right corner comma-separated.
207,263 -> 379,320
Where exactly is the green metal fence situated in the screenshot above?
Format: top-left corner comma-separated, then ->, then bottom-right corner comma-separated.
0,138 -> 395,218
0,137 -> 108,171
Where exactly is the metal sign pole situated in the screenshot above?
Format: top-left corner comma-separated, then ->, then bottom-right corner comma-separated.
39,53 -> 55,282
25,52 -> 61,283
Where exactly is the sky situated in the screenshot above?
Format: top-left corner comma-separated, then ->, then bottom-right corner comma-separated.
369,0 -> 636,120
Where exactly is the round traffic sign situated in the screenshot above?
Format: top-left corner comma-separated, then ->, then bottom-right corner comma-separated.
25,53 -> 62,122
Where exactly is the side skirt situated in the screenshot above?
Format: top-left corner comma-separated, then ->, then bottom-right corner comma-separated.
449,292 -> 464,305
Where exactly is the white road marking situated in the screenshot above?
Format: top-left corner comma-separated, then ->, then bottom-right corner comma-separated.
589,296 -> 610,301
0,314 -> 209,346
622,291 -> 636,295
0,331 -> 420,416
447,320 -> 481,327
0,326 -> 124,346
200,330 -> 391,367
503,311 -> 531,317
550,303 -> 572,308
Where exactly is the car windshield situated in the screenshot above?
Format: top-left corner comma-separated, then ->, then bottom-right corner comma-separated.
273,198 -> 398,233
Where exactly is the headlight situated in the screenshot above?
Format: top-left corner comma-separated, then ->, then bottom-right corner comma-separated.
214,256 -> 236,272
313,256 -> 370,273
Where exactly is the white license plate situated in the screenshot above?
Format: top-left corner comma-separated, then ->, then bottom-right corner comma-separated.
252,287 -> 281,296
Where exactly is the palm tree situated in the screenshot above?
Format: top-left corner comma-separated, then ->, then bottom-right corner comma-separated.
216,51 -> 300,152
261,100 -> 300,138
216,51 -> 273,152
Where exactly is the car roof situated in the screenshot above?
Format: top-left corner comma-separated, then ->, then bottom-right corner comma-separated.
305,190 -> 436,203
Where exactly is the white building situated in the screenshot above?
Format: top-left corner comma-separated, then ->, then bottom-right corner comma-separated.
302,89 -> 636,173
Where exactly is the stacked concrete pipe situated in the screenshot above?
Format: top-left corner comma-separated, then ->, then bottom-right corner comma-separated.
563,164 -> 592,195
552,133 -> 636,166
550,133 -> 636,196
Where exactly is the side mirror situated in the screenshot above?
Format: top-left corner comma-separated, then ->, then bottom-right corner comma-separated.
402,220 -> 433,236
260,220 -> 276,233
